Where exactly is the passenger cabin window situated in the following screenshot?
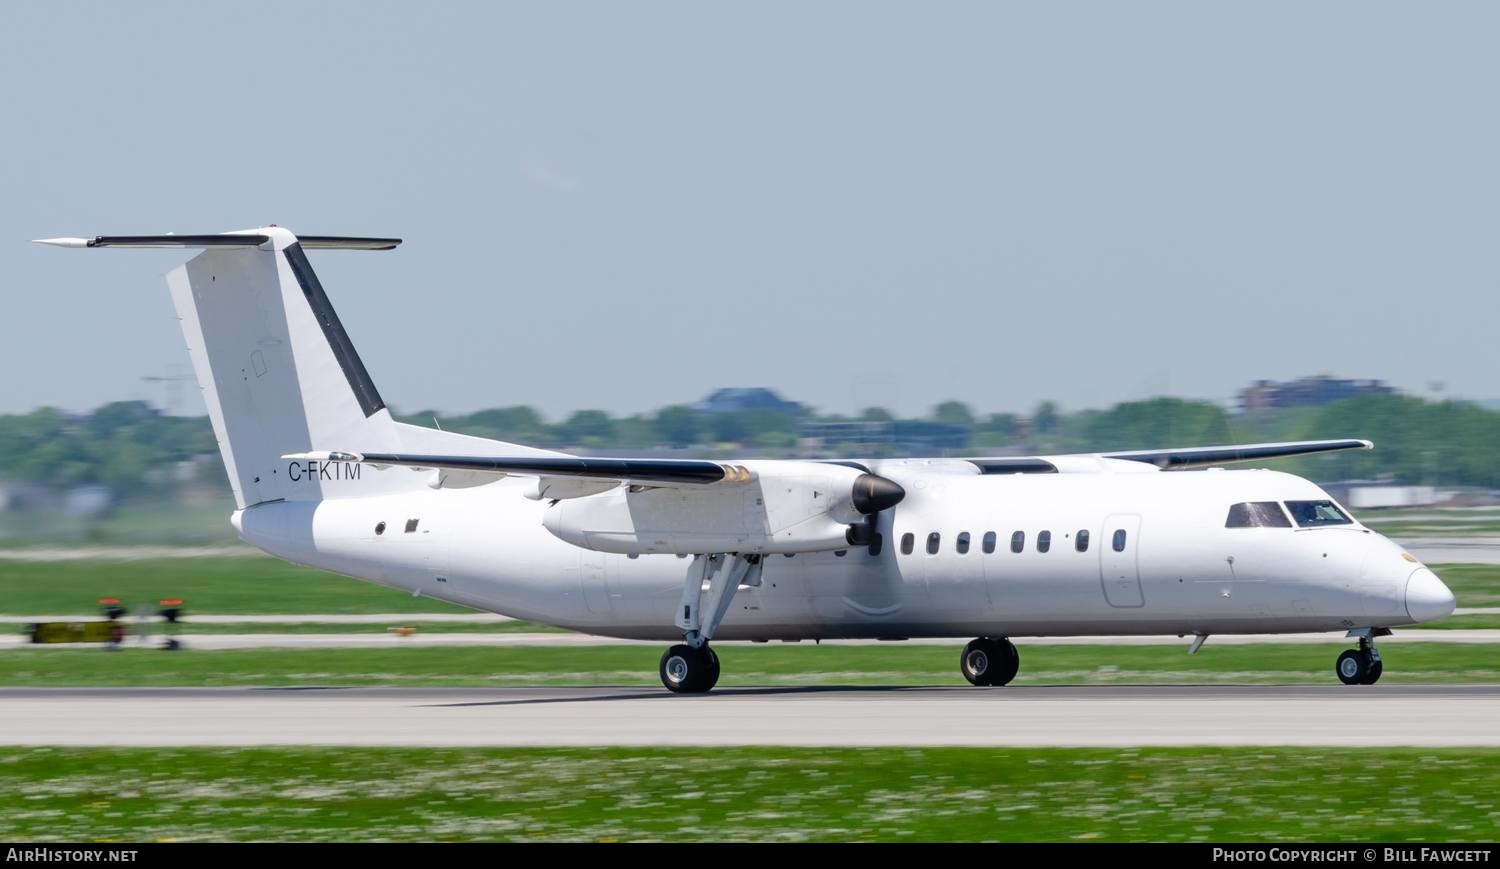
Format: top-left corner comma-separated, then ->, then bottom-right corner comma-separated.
927,532 -> 941,555
956,532 -> 971,554
1010,531 -> 1025,553
1226,502 -> 1293,528
901,533 -> 915,555
982,531 -> 997,554
1285,500 -> 1353,528
1112,529 -> 1128,551
1076,530 -> 1090,552
1037,530 -> 1052,553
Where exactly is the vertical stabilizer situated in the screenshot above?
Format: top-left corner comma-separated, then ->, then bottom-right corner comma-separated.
166,228 -> 404,507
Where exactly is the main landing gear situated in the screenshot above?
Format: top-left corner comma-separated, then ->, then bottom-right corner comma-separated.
1335,631 -> 1385,685
961,637 -> 1020,686
659,553 -> 762,693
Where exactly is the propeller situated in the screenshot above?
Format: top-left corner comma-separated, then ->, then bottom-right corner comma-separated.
845,473 -> 904,548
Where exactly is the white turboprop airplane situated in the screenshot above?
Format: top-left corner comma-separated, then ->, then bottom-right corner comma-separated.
38,227 -> 1456,691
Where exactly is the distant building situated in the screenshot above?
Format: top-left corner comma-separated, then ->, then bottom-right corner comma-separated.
693,388 -> 804,417
64,485 -> 113,517
800,420 -> 970,455
1236,376 -> 1395,413
1322,482 -> 1440,510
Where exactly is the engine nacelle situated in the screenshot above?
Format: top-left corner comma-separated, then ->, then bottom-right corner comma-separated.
542,460 -> 903,555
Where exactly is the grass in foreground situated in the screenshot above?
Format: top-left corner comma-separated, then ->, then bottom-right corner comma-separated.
1,746 -> 1497,842
3,642 -> 1499,688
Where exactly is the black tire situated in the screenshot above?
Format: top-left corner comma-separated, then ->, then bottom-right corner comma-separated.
992,638 -> 1021,686
1361,657 -> 1383,685
660,643 -> 714,693
1336,649 -> 1368,685
961,638 -> 1000,686
705,646 -> 722,691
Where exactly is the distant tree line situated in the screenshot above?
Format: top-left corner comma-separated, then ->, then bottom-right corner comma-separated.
3,394 -> 1500,500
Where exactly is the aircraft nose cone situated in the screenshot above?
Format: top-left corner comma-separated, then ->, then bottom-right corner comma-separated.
1406,567 -> 1456,623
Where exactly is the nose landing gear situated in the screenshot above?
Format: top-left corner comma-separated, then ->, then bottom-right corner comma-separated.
1335,633 -> 1384,685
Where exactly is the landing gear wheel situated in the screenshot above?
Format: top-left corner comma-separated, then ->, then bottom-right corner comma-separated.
1336,649 -> 1371,685
1361,657 -> 1383,685
705,646 -> 721,691
660,643 -> 717,693
992,638 -> 1020,687
961,638 -> 1000,685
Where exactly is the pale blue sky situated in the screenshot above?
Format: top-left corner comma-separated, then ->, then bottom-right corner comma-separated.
3,2 -> 1497,420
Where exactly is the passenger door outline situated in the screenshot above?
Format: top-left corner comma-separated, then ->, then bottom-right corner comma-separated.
1100,514 -> 1145,608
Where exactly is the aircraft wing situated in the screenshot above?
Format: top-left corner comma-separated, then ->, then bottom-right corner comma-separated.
967,438 -> 1372,473
284,451 -> 741,486
284,449 -> 906,514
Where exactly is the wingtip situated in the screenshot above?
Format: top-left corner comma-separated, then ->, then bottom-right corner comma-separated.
33,237 -> 90,248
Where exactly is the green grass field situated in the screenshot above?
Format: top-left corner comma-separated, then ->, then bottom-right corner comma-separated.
0,500 -> 242,548
3,641 -> 1498,688
1429,563 -> 1500,608
1,746 -> 1496,842
1411,613 -> 1500,630
0,557 -> 469,615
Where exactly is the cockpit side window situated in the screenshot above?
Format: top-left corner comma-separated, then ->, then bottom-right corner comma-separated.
1285,500 -> 1353,528
1225,501 -> 1293,528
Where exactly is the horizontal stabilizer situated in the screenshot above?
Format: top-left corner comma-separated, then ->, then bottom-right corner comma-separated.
34,234 -> 400,250
35,235 -> 268,249
298,236 -> 402,250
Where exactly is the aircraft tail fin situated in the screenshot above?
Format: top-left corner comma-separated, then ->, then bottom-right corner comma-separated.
162,228 -> 406,507
41,228 -> 561,509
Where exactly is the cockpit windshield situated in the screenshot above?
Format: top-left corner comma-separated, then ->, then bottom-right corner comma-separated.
1284,500 -> 1353,528
1225,502 -> 1292,528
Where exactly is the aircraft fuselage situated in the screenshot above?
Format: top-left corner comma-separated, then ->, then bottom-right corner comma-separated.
235,464 -> 1435,641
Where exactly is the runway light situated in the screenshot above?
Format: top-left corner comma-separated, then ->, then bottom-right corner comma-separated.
99,598 -> 125,621
158,597 -> 184,654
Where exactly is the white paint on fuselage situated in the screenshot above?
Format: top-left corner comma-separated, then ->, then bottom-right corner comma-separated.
233,466 -> 1437,642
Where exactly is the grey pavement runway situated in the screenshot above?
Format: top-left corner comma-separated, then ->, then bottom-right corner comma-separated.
2,685 -> 1496,747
